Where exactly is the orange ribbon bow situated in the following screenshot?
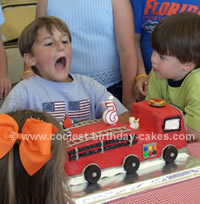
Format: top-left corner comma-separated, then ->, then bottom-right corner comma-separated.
0,114 -> 57,176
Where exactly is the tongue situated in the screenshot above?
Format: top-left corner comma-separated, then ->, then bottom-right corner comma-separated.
55,62 -> 64,70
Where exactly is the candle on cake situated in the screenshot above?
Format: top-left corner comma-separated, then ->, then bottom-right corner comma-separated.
103,96 -> 119,125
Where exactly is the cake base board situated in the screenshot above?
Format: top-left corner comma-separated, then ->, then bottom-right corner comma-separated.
68,153 -> 200,204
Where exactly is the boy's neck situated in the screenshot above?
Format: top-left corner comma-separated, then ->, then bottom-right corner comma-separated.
37,74 -> 73,83
168,67 -> 199,87
65,74 -> 73,82
168,77 -> 186,87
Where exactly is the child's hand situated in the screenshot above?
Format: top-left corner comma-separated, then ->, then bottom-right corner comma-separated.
22,70 -> 35,80
134,77 -> 149,101
0,77 -> 12,99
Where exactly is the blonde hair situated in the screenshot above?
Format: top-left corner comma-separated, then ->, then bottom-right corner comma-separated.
0,110 -> 69,204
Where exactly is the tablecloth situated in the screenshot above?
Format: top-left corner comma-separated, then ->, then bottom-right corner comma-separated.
105,142 -> 200,204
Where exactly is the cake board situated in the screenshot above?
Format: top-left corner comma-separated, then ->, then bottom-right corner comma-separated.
67,152 -> 200,204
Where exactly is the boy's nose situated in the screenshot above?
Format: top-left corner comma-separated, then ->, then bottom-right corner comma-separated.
151,51 -> 159,65
56,41 -> 64,51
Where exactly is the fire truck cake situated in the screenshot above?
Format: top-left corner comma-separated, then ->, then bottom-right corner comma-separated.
64,99 -> 187,184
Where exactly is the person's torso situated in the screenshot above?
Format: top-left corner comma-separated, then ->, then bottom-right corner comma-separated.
150,68 -> 200,112
47,0 -> 121,87
22,75 -> 99,123
132,0 -> 200,73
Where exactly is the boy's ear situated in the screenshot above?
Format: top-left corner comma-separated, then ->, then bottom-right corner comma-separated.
24,53 -> 36,67
184,62 -> 195,72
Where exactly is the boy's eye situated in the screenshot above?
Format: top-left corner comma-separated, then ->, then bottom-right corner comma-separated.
44,42 -> 53,46
159,55 -> 165,60
62,40 -> 69,44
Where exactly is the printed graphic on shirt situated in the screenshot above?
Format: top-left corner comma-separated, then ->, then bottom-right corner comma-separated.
42,101 -> 66,120
68,99 -> 90,122
142,20 -> 158,33
144,0 -> 200,17
142,0 -> 200,33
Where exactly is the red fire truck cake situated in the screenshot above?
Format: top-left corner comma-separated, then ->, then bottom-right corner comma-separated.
64,99 -> 187,184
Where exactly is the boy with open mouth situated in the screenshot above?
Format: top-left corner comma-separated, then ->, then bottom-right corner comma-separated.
0,16 -> 128,123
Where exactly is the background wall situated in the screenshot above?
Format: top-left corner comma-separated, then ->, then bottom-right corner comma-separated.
1,0 -> 36,84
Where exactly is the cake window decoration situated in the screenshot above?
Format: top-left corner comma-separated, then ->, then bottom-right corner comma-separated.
163,116 -> 181,132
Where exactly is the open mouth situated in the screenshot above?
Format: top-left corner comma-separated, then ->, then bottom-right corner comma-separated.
55,57 -> 66,70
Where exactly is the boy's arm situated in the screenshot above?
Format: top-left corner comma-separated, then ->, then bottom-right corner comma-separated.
146,71 -> 162,100
184,100 -> 200,143
95,87 -> 128,119
112,0 -> 138,110
36,0 -> 47,18
22,63 -> 34,80
183,76 -> 200,143
0,84 -> 27,113
134,33 -> 149,101
0,29 -> 11,99
84,76 -> 128,118
119,111 -> 131,124
186,126 -> 200,142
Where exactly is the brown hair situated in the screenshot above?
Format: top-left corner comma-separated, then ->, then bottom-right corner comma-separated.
151,12 -> 200,67
18,16 -> 72,74
0,110 -> 69,204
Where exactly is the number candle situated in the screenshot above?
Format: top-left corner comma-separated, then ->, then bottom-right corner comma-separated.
103,96 -> 119,125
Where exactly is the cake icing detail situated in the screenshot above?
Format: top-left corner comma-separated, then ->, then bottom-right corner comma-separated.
149,98 -> 166,107
61,115 -> 72,137
143,142 -> 157,158
129,117 -> 140,130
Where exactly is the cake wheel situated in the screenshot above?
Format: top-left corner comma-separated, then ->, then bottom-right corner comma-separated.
163,146 -> 178,163
84,165 -> 101,184
124,156 -> 140,174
